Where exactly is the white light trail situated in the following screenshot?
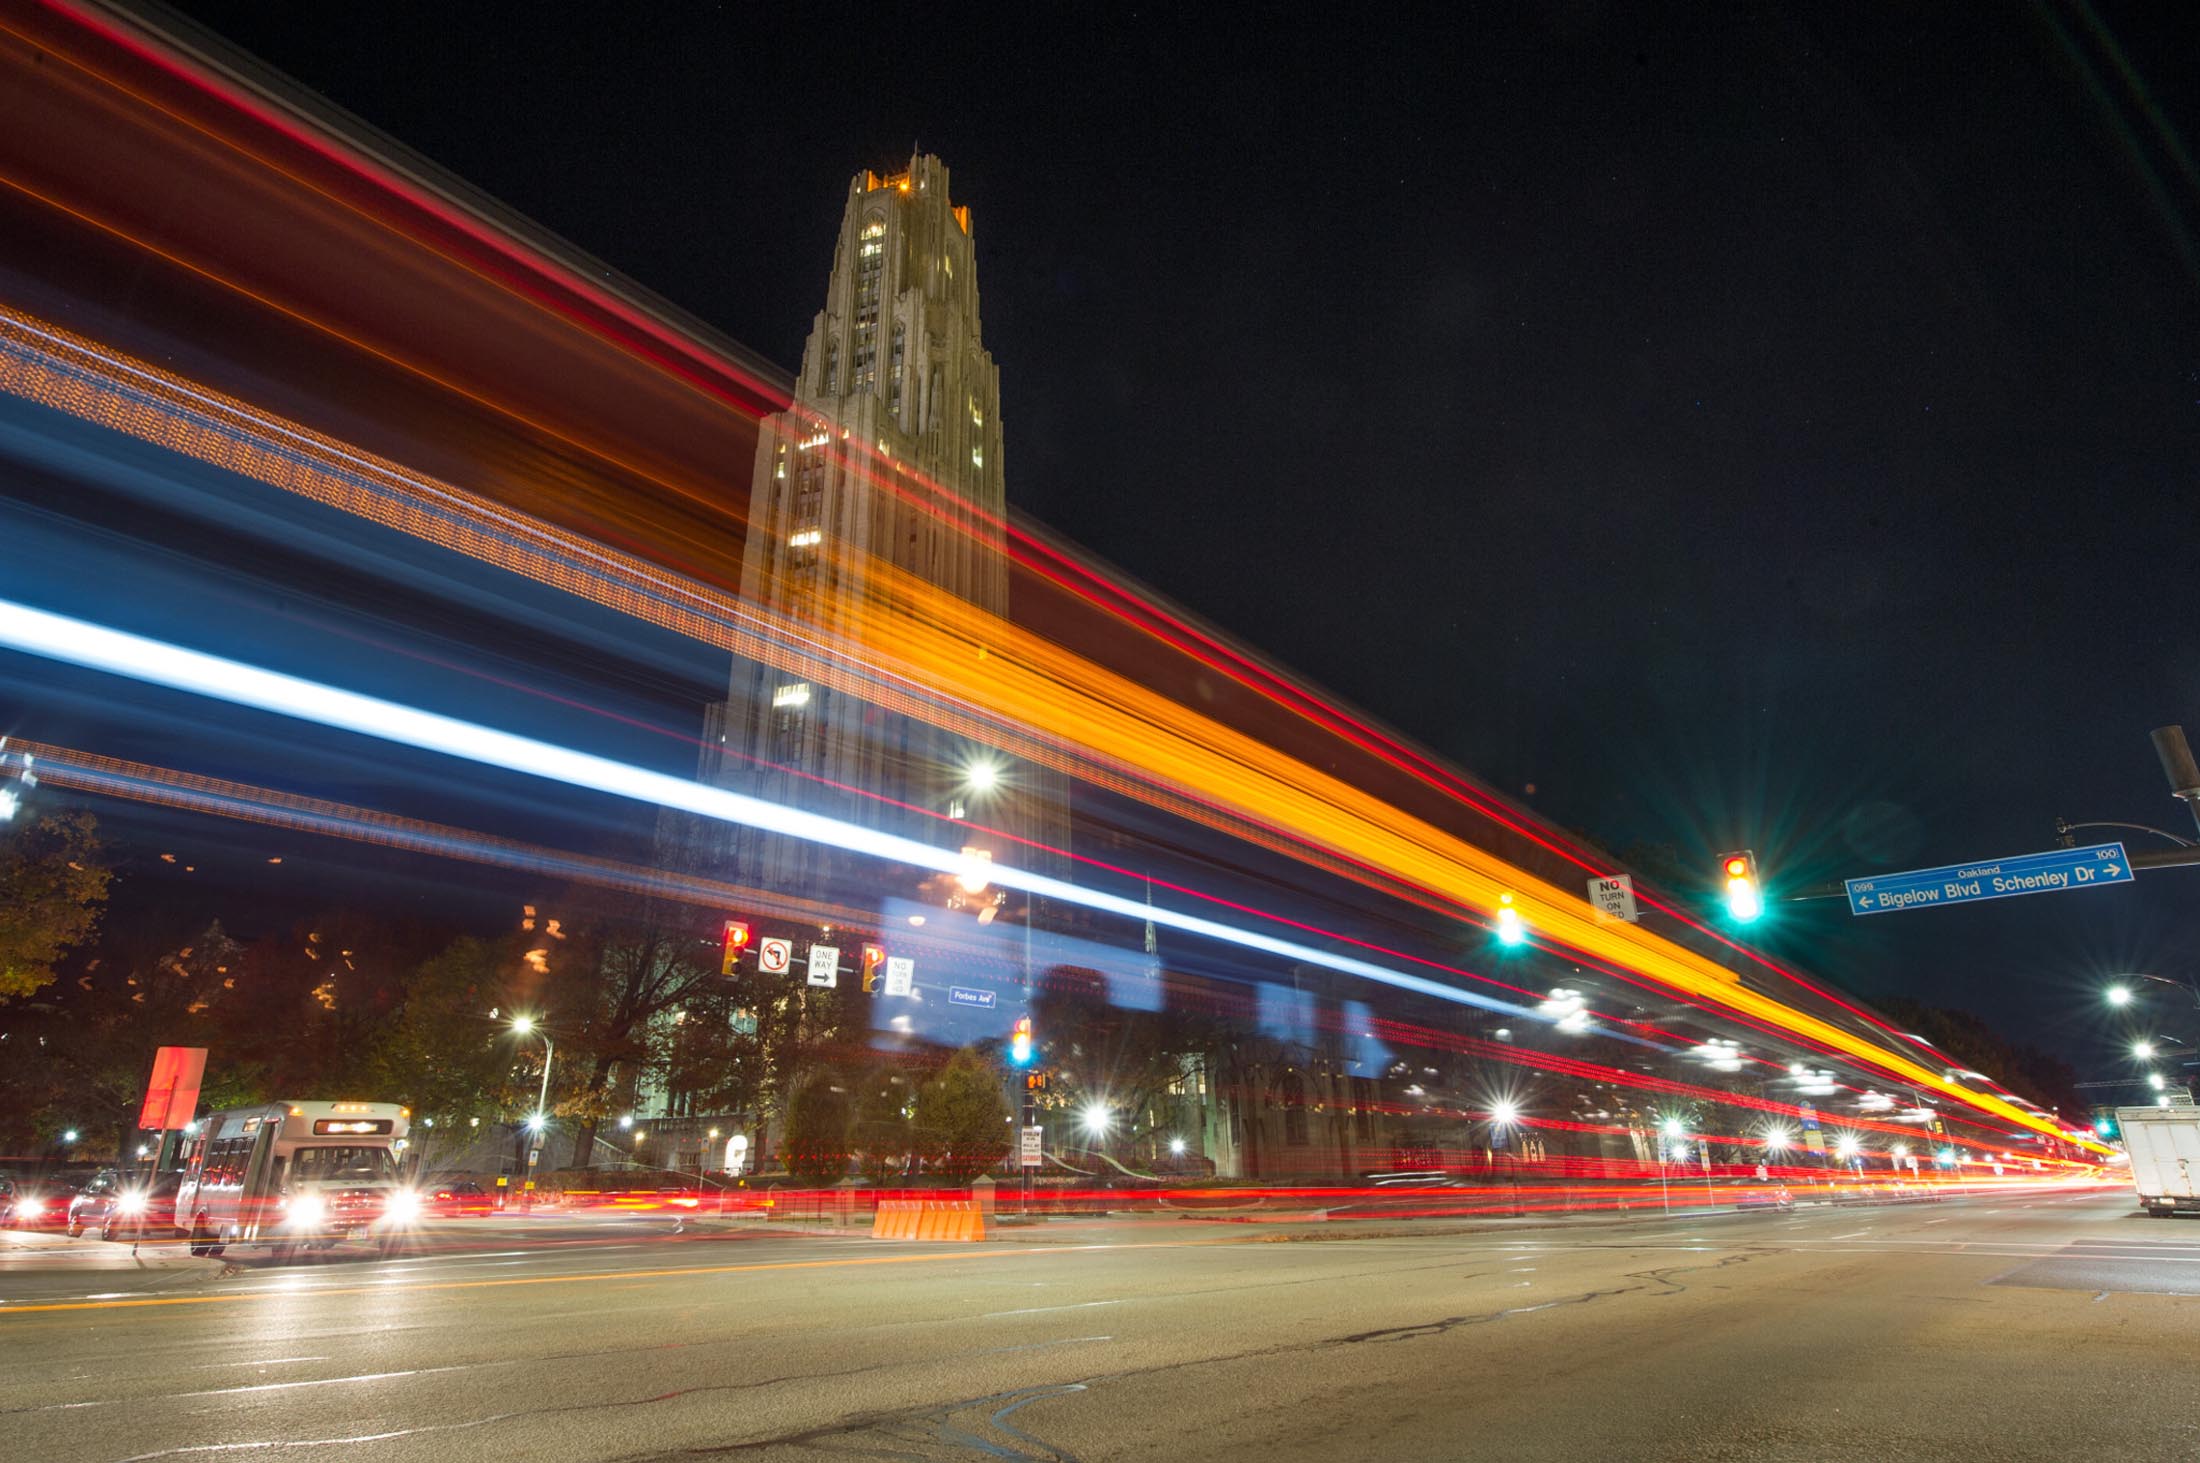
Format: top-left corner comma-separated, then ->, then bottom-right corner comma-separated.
0,599 -> 1540,1022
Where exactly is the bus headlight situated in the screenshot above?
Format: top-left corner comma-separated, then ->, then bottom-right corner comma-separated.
383,1189 -> 422,1224
284,1194 -> 326,1229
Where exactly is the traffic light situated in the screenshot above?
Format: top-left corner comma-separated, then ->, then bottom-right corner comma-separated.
1494,892 -> 1526,946
1010,1016 -> 1034,1066
860,942 -> 887,993
1025,1071 -> 1047,1090
1718,851 -> 1764,923
720,920 -> 752,975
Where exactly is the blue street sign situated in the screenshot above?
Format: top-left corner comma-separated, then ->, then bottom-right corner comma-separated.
948,986 -> 997,1009
1845,842 -> 2132,917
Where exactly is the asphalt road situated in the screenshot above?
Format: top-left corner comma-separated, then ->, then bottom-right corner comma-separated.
7,1187 -> 2199,1462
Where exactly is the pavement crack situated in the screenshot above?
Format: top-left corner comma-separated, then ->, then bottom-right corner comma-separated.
1334,1247 -> 1787,1344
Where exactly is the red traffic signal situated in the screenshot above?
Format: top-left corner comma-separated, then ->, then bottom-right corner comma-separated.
1717,851 -> 1764,923
720,920 -> 752,975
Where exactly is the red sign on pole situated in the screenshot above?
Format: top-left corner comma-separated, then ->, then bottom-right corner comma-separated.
137,1046 -> 207,1130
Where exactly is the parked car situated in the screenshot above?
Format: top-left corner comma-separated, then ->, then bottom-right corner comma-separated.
5,1174 -> 87,1231
101,1173 -> 183,1241
427,1180 -> 494,1218
67,1168 -> 125,1237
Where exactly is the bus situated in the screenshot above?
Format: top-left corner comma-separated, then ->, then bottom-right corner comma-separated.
178,1100 -> 419,1260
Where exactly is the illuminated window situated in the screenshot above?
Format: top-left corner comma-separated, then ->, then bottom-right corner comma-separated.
969,399 -> 982,427
853,217 -> 884,389
787,528 -> 822,548
772,683 -> 811,709
971,446 -> 983,469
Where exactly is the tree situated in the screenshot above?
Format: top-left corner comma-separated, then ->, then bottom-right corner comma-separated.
783,1070 -> 852,1185
914,1046 -> 1009,1179
546,901 -> 720,1167
0,810 -> 110,1000
366,936 -> 529,1130
3,920 -> 243,1159
1878,997 -> 2086,1119
1032,965 -> 1226,1161
712,934 -> 871,1156
851,1066 -> 915,1183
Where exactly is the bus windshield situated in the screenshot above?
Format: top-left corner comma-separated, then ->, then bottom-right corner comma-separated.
289,1146 -> 399,1185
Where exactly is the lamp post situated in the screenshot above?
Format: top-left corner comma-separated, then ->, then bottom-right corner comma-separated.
2107,973 -> 2200,1012
1659,1118 -> 1686,1214
510,1016 -> 554,1207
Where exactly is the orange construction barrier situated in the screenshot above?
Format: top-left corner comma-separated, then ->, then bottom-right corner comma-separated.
870,1195 -> 985,1242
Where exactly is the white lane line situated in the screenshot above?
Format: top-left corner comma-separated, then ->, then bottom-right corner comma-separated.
23,1365 -> 479,1412
177,1365 -> 474,1400
1831,1230 -> 1871,1240
983,1298 -> 1127,1318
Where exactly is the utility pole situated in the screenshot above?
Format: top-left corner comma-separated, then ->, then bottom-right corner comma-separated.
2152,726 -> 2200,839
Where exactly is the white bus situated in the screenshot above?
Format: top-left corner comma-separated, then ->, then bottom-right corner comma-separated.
178,1100 -> 420,1260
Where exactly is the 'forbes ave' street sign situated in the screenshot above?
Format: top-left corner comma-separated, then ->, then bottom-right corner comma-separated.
1845,842 -> 2132,917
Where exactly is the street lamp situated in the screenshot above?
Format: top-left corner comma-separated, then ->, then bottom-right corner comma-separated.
1168,1137 -> 1187,1156
509,1014 -> 555,1123
2133,1039 -> 2158,1060
2110,973 -> 2200,1010
1080,1104 -> 1111,1138
508,1016 -> 555,1200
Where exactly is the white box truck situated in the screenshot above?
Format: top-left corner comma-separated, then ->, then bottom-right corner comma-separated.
2116,1103 -> 2200,1218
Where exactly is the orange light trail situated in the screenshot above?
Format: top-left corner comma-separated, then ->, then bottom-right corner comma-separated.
0,306 -> 2112,1155
2,0 -> 1995,1097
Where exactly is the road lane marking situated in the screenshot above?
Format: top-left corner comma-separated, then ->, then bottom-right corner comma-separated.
0,1243 -> 1173,1317
982,1299 -> 1127,1318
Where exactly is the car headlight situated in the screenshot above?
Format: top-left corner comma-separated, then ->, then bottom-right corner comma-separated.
19,1197 -> 44,1218
284,1194 -> 326,1228
117,1191 -> 148,1215
383,1189 -> 422,1223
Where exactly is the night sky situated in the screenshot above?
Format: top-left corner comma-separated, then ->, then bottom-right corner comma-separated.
145,2 -> 2200,1075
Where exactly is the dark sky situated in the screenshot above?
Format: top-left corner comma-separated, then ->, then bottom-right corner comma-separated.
158,1 -> 2200,1076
